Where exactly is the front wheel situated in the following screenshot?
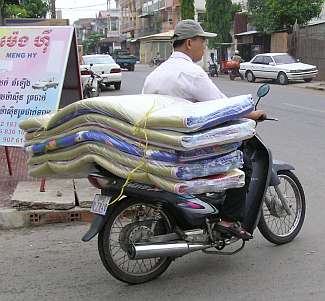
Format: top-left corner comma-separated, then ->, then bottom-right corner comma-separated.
98,198 -> 174,284
258,170 -> 305,245
304,78 -> 313,83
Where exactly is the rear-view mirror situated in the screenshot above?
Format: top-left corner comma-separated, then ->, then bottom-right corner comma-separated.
257,84 -> 270,98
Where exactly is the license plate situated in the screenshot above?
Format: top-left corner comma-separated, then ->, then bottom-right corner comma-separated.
90,194 -> 111,215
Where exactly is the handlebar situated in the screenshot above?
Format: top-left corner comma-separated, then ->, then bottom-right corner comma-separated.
257,115 -> 278,122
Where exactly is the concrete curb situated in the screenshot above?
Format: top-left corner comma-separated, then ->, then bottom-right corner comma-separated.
0,207 -> 94,230
304,85 -> 325,91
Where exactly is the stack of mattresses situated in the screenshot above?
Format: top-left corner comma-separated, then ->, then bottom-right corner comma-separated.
20,94 -> 256,195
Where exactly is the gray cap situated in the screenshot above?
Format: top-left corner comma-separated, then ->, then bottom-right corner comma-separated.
172,19 -> 217,41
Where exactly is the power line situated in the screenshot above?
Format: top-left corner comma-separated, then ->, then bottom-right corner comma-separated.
57,3 -> 108,10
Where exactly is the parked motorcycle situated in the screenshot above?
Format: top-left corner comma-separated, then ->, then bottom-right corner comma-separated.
149,57 -> 165,67
208,62 -> 218,77
81,65 -> 102,98
82,84 -> 306,284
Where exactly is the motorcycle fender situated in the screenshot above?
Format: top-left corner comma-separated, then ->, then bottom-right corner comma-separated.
82,214 -> 106,242
270,160 -> 295,186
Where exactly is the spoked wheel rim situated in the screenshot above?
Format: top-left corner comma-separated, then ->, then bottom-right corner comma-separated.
107,203 -> 171,276
262,174 -> 303,237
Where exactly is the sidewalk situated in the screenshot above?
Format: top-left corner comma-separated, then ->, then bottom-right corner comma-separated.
0,147 -> 31,208
0,177 -> 100,229
291,80 -> 325,91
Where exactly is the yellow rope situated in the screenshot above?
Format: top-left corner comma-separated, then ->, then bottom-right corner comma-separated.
108,103 -> 156,206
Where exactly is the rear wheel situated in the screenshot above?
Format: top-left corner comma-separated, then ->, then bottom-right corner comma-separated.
98,198 -> 173,284
258,170 -> 305,245
246,71 -> 255,82
83,86 -> 91,98
114,82 -> 121,90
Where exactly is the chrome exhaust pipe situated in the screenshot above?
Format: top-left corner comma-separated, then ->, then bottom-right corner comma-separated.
128,241 -> 211,259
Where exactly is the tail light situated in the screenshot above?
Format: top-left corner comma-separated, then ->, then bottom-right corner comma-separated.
88,174 -> 110,189
81,70 -> 93,76
110,68 -> 121,73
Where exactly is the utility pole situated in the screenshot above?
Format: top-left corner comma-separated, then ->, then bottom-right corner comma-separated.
107,0 -> 111,35
49,0 -> 56,19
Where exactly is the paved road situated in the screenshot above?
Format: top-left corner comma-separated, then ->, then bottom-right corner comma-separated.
1,66 -> 325,301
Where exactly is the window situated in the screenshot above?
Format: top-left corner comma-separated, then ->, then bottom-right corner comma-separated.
263,56 -> 273,65
251,55 -> 264,64
273,54 -> 297,64
82,55 -> 115,65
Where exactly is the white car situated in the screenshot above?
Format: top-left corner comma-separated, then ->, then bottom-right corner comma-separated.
239,53 -> 318,85
32,79 -> 59,91
81,54 -> 122,90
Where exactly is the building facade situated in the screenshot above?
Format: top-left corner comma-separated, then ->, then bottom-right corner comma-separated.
74,6 -> 123,55
120,0 -> 207,39
120,0 -> 206,58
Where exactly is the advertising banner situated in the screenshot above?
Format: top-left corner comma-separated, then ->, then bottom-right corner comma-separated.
0,26 -> 75,147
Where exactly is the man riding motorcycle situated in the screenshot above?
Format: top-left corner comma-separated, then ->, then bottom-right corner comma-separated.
142,19 -> 266,240
232,50 -> 244,63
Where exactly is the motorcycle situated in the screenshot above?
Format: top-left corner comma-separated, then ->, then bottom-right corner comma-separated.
149,57 -> 165,67
221,60 -> 244,80
82,84 -> 306,284
208,62 -> 219,77
229,67 -> 244,81
81,65 -> 102,98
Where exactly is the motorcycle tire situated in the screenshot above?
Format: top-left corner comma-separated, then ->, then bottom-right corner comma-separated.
83,89 -> 90,99
258,170 -> 306,245
114,82 -> 121,90
98,197 -> 174,284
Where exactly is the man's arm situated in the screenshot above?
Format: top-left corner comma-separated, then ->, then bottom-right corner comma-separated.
245,110 -> 267,121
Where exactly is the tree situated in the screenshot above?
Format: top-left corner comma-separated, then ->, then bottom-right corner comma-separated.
204,0 -> 240,50
180,0 -> 195,20
0,0 -> 48,25
21,0 -> 48,18
83,33 -> 105,54
4,3 -> 27,18
0,0 -> 21,25
248,0 -> 325,32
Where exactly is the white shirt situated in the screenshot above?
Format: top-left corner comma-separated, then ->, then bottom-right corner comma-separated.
142,51 -> 227,102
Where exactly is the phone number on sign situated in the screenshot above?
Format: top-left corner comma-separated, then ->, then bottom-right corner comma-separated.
1,136 -> 24,144
0,121 -> 18,128
0,128 -> 24,135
